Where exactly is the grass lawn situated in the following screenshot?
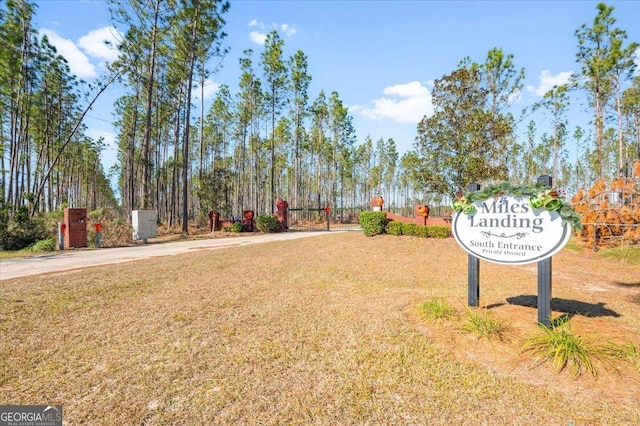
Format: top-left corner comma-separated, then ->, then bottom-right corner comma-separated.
1,232 -> 639,425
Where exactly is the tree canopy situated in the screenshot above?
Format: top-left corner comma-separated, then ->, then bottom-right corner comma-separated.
0,0 -> 638,235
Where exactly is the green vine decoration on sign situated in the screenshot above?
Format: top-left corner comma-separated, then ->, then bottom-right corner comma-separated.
451,182 -> 582,230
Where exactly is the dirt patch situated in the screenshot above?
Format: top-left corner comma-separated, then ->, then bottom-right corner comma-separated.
407,241 -> 640,410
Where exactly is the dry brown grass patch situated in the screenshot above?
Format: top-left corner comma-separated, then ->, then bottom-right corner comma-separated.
1,233 -> 639,424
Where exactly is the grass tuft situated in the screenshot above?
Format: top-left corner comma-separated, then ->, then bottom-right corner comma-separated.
418,298 -> 459,322
460,308 -> 507,340
601,342 -> 640,372
597,245 -> 640,265
563,238 -> 583,253
522,316 -> 601,377
19,237 -> 57,253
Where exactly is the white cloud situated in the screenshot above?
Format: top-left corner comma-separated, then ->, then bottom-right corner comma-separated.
39,29 -> 97,79
248,19 -> 296,45
280,23 -> 297,37
527,70 -> 573,97
193,78 -> 220,102
38,26 -> 122,80
249,30 -> 267,45
359,81 -> 433,124
248,19 -> 266,44
78,26 -> 121,62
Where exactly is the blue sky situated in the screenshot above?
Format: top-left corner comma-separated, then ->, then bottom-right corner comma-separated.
32,0 -> 640,175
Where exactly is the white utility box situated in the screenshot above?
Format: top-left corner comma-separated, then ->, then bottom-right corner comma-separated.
132,210 -> 158,241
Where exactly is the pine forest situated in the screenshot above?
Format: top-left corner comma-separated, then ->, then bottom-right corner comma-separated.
1,0 -> 639,249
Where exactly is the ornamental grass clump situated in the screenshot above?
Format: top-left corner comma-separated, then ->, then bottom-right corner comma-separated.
521,316 -> 601,377
418,298 -> 459,322
600,342 -> 640,372
461,308 -> 507,341
563,238 -> 583,253
20,237 -> 56,253
597,245 -> 640,265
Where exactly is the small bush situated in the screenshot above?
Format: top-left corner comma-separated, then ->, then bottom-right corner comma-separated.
427,226 -> 451,239
386,221 -> 403,236
383,222 -> 451,239
359,211 -> 388,237
223,223 -> 244,233
0,205 -> 49,251
401,223 -> 417,236
521,316 -> 600,377
256,214 -> 279,233
418,298 -> 459,322
414,225 -> 430,238
461,308 -> 507,341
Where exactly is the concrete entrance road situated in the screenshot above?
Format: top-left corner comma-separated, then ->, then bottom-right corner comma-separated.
0,231 -> 337,281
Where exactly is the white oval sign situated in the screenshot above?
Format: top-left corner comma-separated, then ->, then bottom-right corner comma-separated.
452,195 -> 571,265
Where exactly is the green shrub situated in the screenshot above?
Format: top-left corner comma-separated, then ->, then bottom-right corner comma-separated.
427,226 -> 451,239
359,211 -> 388,237
401,223 -> 417,236
223,223 -> 244,233
256,214 -> 279,233
386,220 -> 403,236
414,225 -> 430,238
384,222 -> 451,239
0,204 -> 49,251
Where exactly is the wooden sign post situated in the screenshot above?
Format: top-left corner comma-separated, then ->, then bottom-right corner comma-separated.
536,175 -> 553,326
467,183 -> 481,308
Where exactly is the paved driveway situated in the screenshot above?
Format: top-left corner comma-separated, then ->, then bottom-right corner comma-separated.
0,231 -> 338,281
